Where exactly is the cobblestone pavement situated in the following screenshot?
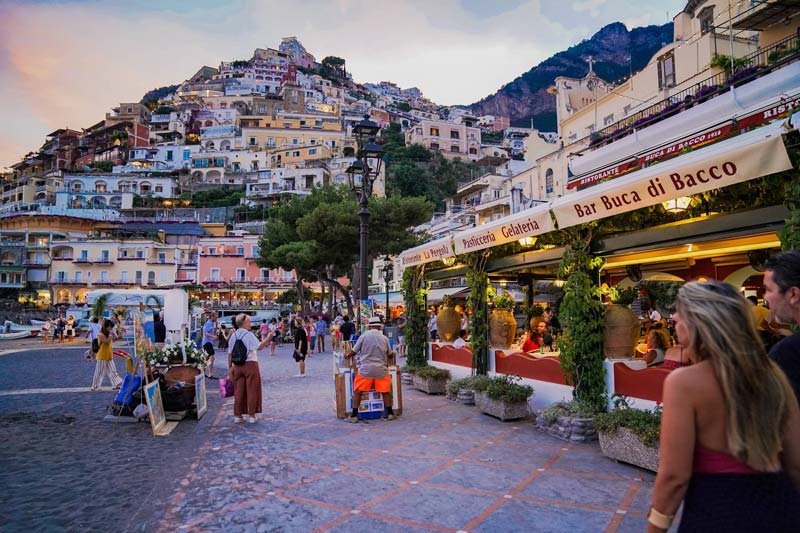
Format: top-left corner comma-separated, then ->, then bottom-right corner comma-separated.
0,342 -> 655,532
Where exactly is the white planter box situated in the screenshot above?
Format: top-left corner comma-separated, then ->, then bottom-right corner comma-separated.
474,391 -> 531,421
412,375 -> 447,395
598,427 -> 659,472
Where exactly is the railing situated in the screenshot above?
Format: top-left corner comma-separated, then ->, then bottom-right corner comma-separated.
585,33 -> 800,151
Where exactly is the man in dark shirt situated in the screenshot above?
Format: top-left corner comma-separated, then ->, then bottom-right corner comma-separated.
153,312 -> 167,344
339,315 -> 355,342
764,250 -> 800,402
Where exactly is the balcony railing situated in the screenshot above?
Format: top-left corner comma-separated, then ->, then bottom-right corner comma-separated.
585,33 -> 800,151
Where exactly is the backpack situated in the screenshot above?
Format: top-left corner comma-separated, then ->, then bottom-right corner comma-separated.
230,331 -> 249,365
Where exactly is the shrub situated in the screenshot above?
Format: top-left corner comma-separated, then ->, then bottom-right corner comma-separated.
538,399 -> 599,425
595,406 -> 662,447
484,375 -> 533,403
448,374 -> 493,394
413,366 -> 451,380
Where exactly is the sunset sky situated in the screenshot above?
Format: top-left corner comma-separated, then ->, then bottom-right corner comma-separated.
0,0 -> 685,170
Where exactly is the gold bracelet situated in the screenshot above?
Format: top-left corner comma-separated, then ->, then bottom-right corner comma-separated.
647,508 -> 674,530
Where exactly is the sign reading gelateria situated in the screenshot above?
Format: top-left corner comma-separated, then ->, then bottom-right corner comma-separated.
398,238 -> 455,268
552,125 -> 791,229
453,205 -> 555,255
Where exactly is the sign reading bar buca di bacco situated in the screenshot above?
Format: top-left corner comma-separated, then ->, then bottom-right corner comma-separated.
399,238 -> 454,268
552,128 -> 791,229
454,206 -> 555,255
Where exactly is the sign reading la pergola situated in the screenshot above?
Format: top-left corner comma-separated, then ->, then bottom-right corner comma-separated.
552,126 -> 791,229
398,238 -> 454,268
454,206 -> 555,254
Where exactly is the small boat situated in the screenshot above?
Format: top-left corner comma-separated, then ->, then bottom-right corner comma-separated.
0,330 -> 33,340
29,319 -> 46,327
2,321 -> 40,337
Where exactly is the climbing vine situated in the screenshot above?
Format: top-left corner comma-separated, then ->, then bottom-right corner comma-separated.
402,265 -> 428,368
463,251 -> 490,375
779,139 -> 800,250
556,227 -> 607,413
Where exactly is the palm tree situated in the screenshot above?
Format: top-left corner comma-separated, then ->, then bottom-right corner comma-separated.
91,293 -> 111,320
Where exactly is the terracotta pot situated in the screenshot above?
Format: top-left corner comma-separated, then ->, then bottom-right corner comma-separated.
436,306 -> 461,342
489,309 -> 517,348
603,304 -> 639,358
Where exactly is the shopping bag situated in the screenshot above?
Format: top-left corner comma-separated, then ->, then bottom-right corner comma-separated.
219,377 -> 234,399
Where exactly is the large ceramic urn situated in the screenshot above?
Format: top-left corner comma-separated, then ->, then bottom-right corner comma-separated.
436,306 -> 461,342
489,309 -> 517,348
603,304 -> 639,358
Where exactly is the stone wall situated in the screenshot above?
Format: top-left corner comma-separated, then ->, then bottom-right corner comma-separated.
535,415 -> 597,443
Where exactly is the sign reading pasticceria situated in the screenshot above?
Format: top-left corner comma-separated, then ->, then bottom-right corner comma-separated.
454,205 -> 555,254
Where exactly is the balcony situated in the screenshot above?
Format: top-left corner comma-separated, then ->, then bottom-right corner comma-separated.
52,256 -> 74,261
0,281 -> 26,288
72,258 -> 92,264
146,259 -> 172,265
93,259 -> 113,265
118,256 -> 145,261
50,278 -> 87,286
23,260 -> 49,267
732,1 -> 800,31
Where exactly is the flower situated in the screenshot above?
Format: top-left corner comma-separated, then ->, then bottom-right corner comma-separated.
492,290 -> 516,310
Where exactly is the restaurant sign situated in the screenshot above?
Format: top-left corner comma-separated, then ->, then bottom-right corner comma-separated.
553,127 -> 791,229
398,238 -> 454,269
567,95 -> 797,191
453,206 -> 555,255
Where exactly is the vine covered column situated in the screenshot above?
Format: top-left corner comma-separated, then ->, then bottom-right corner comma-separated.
464,252 -> 489,375
402,265 -> 428,368
557,228 -> 607,412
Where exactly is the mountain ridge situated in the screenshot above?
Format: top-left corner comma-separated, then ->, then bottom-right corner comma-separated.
468,21 -> 674,130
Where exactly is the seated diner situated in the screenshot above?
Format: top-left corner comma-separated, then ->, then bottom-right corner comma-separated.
634,330 -> 667,366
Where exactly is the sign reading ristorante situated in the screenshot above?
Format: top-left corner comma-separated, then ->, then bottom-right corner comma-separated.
553,127 -> 791,229
398,238 -> 454,268
454,206 -> 555,254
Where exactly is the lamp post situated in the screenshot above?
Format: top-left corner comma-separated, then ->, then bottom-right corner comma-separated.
346,117 -> 384,330
382,258 -> 393,325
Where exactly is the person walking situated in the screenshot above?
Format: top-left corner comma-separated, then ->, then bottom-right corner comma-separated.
316,316 -> 327,353
344,317 -> 398,423
41,318 -> 51,344
86,316 -> 100,360
91,319 -> 123,391
55,314 -> 65,343
428,311 -> 437,341
267,318 -> 278,356
66,314 -> 75,342
293,317 -> 308,377
764,251 -> 800,402
218,323 -> 229,351
259,319 -> 269,342
339,315 -> 355,353
305,317 -> 315,356
649,281 -> 800,532
202,312 -> 218,378
227,314 -> 268,424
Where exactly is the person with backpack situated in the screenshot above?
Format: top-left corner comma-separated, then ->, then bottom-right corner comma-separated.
86,316 -> 101,360
227,313 -> 269,424
55,314 -> 66,343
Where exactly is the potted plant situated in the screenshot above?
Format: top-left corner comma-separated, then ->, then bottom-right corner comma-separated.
446,375 -> 491,405
436,294 -> 461,342
595,400 -> 661,472
535,400 -> 598,443
489,289 -> 517,348
474,375 -> 532,421
601,284 -> 640,359
412,366 -> 451,395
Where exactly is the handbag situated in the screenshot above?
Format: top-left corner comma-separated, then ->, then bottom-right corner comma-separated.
219,377 -> 234,398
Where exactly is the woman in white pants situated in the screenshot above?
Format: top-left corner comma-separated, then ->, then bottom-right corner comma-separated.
92,319 -> 122,390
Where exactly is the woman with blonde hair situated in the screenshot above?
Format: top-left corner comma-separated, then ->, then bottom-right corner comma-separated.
649,281 -> 800,532
91,319 -> 123,391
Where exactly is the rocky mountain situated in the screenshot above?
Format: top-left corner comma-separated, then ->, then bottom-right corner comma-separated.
468,22 -> 674,131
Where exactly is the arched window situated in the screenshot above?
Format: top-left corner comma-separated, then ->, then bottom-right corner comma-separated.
94,180 -> 107,193
545,169 -> 554,194
147,271 -> 156,285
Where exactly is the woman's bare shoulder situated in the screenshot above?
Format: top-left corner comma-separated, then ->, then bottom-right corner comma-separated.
665,361 -> 714,389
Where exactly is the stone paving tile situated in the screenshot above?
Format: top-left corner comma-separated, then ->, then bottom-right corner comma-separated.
284,471 -> 403,508
173,482 -> 265,523
435,421 -> 511,441
351,453 -> 448,481
399,435 -> 486,458
367,485 -> 496,530
425,461 -> 532,493
326,514 -> 437,533
615,513 -> 650,532
550,448 -> 647,478
472,498 -> 615,532
471,442 -> 562,468
204,459 -> 327,489
281,423 -> 362,442
628,480 -> 655,513
284,441 -> 377,468
499,426 -> 571,446
336,426 -> 419,450
190,495 -> 341,533
518,471 -> 633,509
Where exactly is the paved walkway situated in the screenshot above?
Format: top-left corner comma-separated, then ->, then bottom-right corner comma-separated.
0,342 -> 655,532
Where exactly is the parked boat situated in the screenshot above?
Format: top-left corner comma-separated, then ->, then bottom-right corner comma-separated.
0,330 -> 32,340
3,321 -> 40,337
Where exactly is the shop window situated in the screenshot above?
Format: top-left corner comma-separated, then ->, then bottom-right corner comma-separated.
658,52 -> 676,90
430,127 -> 440,137
698,6 -> 714,35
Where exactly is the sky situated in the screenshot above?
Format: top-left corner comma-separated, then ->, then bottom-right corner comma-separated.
0,0 -> 685,170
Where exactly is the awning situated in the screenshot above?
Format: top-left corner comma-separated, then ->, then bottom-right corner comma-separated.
370,291 -> 405,307
551,122 -> 791,229
427,287 -> 468,303
397,237 -> 454,269
452,204 -> 555,255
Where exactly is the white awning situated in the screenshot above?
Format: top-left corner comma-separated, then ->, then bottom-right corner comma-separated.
452,204 -> 555,255
397,237 -> 454,269
551,122 -> 791,229
427,287 -> 468,304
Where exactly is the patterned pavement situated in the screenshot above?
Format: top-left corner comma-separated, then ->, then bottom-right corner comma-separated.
0,340 -> 655,532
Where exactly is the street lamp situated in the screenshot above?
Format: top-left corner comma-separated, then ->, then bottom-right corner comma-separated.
346,116 -> 384,330
382,258 -> 393,325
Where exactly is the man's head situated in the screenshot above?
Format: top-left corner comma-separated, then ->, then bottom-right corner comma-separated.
764,250 -> 800,324
536,321 -> 548,335
209,311 -> 218,323
368,316 -> 383,329
343,315 -> 350,323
